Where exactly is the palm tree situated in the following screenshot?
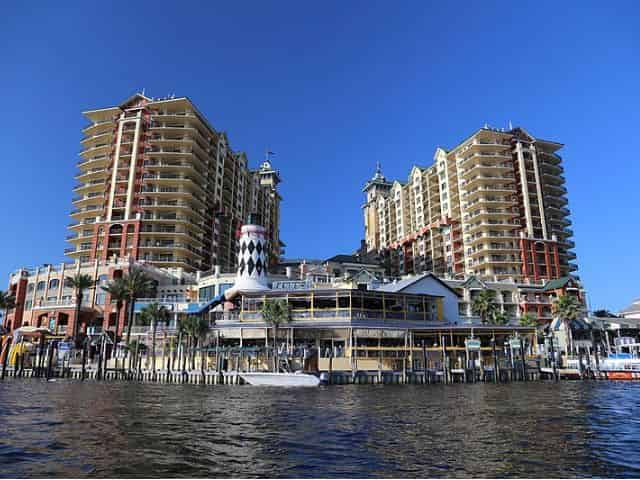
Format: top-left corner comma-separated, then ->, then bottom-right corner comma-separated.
65,274 -> 94,343
472,290 -> 497,325
122,268 -> 155,346
101,278 -> 128,337
181,315 -> 209,370
261,299 -> 291,372
491,310 -> 509,326
519,312 -> 538,327
0,290 -> 15,330
552,294 -> 583,355
140,302 -> 170,374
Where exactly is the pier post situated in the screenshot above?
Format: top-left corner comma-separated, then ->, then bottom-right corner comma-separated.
18,339 -> 25,377
519,337 -> 527,381
441,335 -> 447,384
549,335 -> 558,382
81,342 -> 87,381
96,338 -> 103,381
491,337 -> 498,383
45,343 -> 54,380
1,337 -> 12,380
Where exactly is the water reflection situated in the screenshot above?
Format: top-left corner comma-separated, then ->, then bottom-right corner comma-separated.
1,381 -> 639,477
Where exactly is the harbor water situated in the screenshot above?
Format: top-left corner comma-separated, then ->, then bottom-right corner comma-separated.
1,381 -> 640,478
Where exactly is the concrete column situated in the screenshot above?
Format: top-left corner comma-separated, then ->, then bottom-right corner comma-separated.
530,242 -> 539,281
125,111 -> 143,220
530,145 -> 548,239
519,234 -> 529,278
553,242 -> 561,278
516,141 -> 534,236
107,113 -> 125,221
543,243 -> 552,279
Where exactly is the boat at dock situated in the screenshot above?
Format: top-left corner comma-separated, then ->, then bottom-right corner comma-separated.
240,371 -> 321,387
599,353 -> 640,380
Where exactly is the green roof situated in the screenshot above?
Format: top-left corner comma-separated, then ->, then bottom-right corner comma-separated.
543,276 -> 573,292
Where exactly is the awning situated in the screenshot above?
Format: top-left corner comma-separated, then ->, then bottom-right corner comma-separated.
549,317 -> 590,331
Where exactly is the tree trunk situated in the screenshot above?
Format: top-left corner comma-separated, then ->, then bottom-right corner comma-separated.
182,335 -> 188,373
562,319 -> 572,355
113,302 -> 121,339
273,325 -> 278,373
73,292 -> 83,344
125,296 -> 135,346
567,322 -> 574,356
191,336 -> 197,371
151,318 -> 157,375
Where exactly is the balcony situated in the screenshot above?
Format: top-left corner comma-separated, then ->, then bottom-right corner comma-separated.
74,180 -> 105,192
462,185 -> 517,201
464,208 -> 518,221
75,168 -> 107,181
77,155 -> 109,169
81,131 -> 112,147
459,162 -> 513,178
70,206 -> 102,218
458,151 -> 512,168
82,119 -> 113,135
80,143 -> 111,158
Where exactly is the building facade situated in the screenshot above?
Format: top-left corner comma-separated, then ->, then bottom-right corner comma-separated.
3,259 -> 194,334
363,127 -> 577,282
69,93 -> 282,273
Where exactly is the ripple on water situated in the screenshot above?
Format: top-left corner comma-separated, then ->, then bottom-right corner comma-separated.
2,381 -> 640,477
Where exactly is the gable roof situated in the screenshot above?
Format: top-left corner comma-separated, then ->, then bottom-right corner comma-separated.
460,275 -> 489,290
344,269 -> 380,283
543,276 -> 575,292
376,273 -> 460,297
619,299 -> 640,315
325,254 -> 381,266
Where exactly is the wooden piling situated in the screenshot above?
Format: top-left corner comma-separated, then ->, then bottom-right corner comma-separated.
81,342 -> 87,381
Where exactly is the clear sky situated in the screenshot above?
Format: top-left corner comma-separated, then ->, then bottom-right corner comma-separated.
1,1 -> 638,312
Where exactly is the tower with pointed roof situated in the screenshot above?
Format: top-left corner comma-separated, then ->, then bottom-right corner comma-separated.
362,163 -> 393,252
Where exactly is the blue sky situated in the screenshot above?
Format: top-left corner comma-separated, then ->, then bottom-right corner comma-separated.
1,1 -> 638,311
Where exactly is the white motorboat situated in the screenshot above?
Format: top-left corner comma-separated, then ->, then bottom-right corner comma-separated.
240,371 -> 320,387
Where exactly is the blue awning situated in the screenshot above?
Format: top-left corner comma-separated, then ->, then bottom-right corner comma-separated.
186,293 -> 226,315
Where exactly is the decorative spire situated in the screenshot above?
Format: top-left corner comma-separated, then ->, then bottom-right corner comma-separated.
372,161 -> 385,182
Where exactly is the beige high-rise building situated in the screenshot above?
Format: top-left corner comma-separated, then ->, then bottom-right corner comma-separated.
363,127 -> 576,282
68,93 -> 282,273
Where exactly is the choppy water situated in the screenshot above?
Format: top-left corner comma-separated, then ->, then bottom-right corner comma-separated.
1,380 -> 640,478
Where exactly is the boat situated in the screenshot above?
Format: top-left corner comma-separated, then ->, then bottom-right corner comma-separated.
599,353 -> 640,380
240,371 -> 320,387
597,337 -> 640,380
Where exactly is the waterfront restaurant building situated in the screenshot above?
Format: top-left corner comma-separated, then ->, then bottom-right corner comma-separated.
206,280 -> 537,374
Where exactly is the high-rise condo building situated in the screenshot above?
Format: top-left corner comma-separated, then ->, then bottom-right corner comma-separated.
68,93 -> 282,273
363,127 -> 576,282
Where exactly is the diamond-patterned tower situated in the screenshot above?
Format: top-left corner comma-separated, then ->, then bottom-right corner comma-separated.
234,213 -> 269,292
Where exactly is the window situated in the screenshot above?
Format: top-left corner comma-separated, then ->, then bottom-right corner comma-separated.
27,283 -> 35,293
199,285 -> 216,302
36,281 -> 46,291
48,279 -> 59,290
